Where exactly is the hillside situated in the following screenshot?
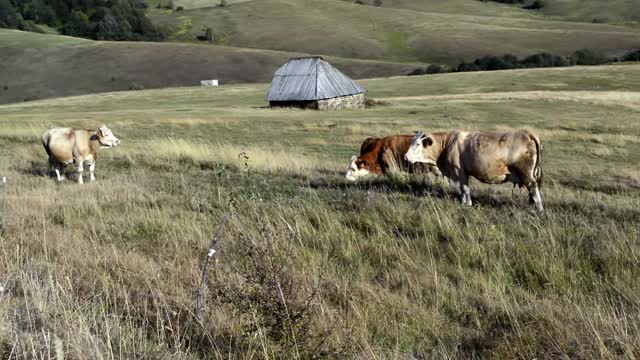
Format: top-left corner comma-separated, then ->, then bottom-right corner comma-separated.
0,29 -> 418,104
150,0 -> 640,64
339,0 -> 640,23
1,64 -> 639,358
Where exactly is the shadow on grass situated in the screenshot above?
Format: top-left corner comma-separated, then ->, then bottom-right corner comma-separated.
18,160 -> 48,177
308,174 -> 526,209
18,160 -> 82,182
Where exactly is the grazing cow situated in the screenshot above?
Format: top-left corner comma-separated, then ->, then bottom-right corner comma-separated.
42,125 -> 121,184
346,135 -> 437,181
404,129 -> 543,211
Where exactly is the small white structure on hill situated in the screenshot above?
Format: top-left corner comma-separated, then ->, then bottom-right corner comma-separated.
266,56 -> 367,110
200,80 -> 219,87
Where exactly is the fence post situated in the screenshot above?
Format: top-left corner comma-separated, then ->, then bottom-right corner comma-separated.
196,212 -> 232,322
2,159 -> 6,231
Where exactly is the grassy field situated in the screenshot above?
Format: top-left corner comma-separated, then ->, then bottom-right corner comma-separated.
0,63 -> 639,358
150,0 -> 640,64
168,0 -> 640,24
0,29 -> 418,104
339,0 -> 640,24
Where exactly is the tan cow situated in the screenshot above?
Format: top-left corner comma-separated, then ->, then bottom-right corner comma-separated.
346,135 -> 436,181
405,129 -> 543,211
42,125 -> 121,184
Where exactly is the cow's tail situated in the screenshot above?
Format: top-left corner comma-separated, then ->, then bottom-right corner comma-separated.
526,130 -> 543,188
41,130 -> 53,158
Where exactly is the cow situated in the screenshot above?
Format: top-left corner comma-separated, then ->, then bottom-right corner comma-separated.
346,135 -> 437,181
404,129 -> 543,211
42,125 -> 121,184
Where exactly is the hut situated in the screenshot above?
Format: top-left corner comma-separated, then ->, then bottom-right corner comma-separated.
266,57 -> 367,110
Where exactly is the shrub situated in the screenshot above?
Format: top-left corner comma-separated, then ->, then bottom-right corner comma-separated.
623,50 -> 640,62
157,0 -> 174,9
523,0 -> 544,9
129,82 -> 144,90
354,0 -> 364,3
211,227 -> 344,357
408,67 -> 426,76
521,52 -> 570,68
175,5 -> 183,11
571,49 -> 608,65
457,62 -> 480,72
373,0 -> 382,6
473,55 -> 516,70
426,64 -> 448,74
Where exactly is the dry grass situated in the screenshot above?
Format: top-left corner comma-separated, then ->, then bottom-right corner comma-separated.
0,65 -> 639,358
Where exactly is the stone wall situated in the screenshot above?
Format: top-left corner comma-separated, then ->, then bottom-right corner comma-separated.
316,93 -> 366,110
269,93 -> 366,110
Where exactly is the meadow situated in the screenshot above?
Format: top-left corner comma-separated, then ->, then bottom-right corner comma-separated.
150,0 -> 640,64
0,64 -> 639,358
0,29 -> 416,105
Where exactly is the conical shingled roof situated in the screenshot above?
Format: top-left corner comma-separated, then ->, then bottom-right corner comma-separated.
266,57 -> 367,101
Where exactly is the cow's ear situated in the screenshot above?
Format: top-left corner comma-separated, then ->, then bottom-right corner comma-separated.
422,137 -> 433,147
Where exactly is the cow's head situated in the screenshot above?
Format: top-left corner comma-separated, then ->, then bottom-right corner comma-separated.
345,155 -> 370,181
97,125 -> 121,148
405,131 -> 437,166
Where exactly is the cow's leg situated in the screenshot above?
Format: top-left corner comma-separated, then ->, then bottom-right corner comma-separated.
459,173 -> 472,207
527,185 -> 543,212
77,160 -> 84,184
52,159 -> 65,181
89,161 -> 96,182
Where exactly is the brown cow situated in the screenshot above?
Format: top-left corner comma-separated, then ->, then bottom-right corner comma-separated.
404,129 -> 543,211
346,135 -> 436,181
42,125 -> 121,184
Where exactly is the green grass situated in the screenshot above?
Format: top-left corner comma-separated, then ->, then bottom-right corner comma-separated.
0,64 -> 639,358
537,0 -> 640,24
0,28 -> 90,48
340,0 -> 640,24
150,0 -> 640,64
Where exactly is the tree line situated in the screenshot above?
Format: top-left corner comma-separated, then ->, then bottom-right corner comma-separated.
0,0 -> 165,41
409,49 -> 640,76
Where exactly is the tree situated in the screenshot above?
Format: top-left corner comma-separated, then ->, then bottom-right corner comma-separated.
63,10 -> 91,37
0,0 -> 23,28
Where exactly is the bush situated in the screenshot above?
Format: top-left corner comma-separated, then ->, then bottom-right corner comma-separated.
426,64 -> 447,74
408,67 -> 426,76
354,0 -> 364,3
157,0 -> 174,9
521,52 -> 570,68
129,82 -> 144,90
211,227 -> 344,358
523,0 -> 544,9
457,62 -> 480,72
623,50 -> 640,62
571,49 -> 608,65
175,5 -> 183,11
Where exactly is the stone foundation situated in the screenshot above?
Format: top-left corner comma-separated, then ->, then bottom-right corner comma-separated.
269,93 -> 366,110
316,93 -> 366,110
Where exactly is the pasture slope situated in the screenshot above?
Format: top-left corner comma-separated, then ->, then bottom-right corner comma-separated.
337,0 -> 640,24
1,64 -> 639,358
150,0 -> 640,64
0,29 -> 417,104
